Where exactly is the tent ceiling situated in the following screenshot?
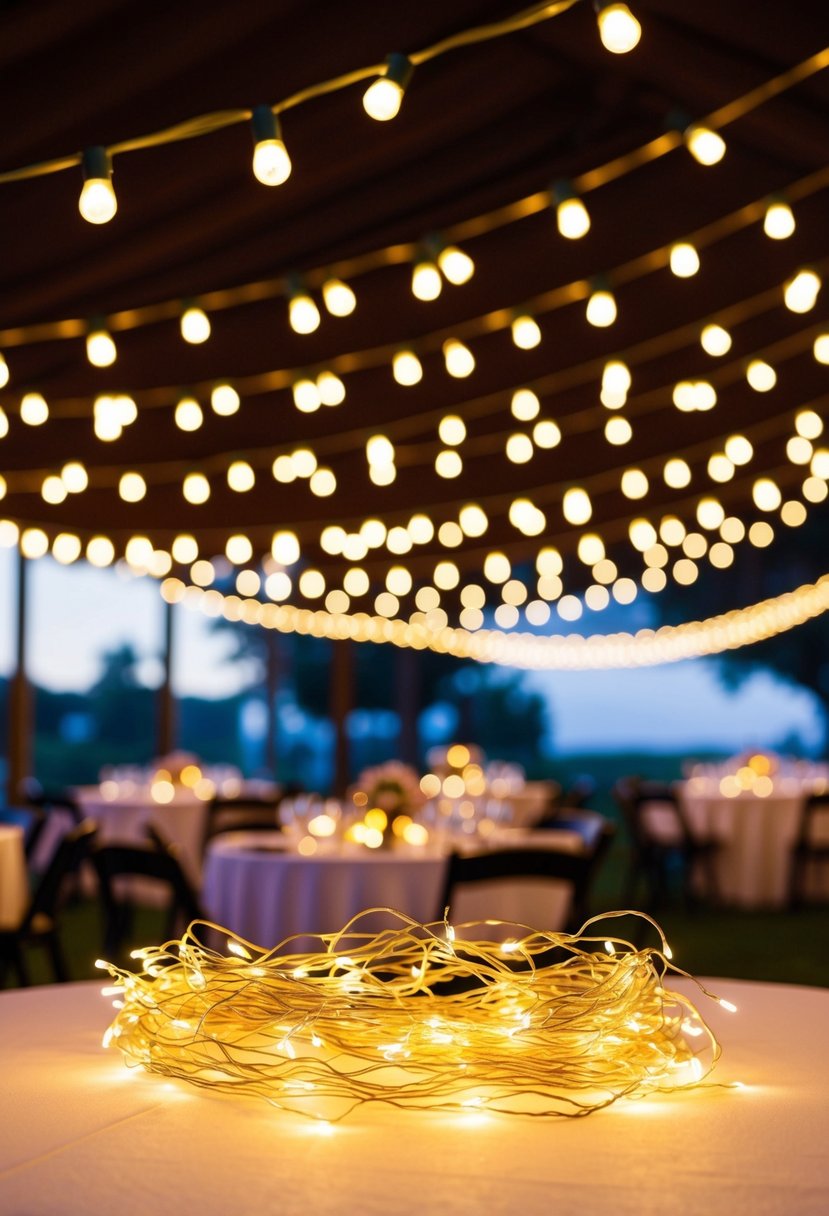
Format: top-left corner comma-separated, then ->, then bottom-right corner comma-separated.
0,0 -> 828,600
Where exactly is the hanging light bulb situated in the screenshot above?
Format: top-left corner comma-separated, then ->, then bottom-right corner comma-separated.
78,146 -> 117,224
287,281 -> 320,334
784,268 -> 821,313
362,52 -> 413,121
411,259 -> 442,301
437,244 -> 475,285
586,281 -> 617,327
183,473 -> 210,504
595,2 -> 641,54
700,323 -> 732,356
211,383 -> 240,416
175,396 -> 204,431
669,242 -> 700,277
552,180 -> 591,239
684,124 -> 726,165
511,312 -> 542,349
601,359 -> 631,407
442,338 -> 475,377
746,359 -> 777,392
316,369 -> 346,406
119,472 -> 146,503
392,349 -> 423,386
20,392 -> 49,426
86,321 -> 117,367
562,487 -> 592,525
180,303 -> 211,344
763,197 -> 795,239
292,377 -> 321,413
322,277 -> 356,316
0,352 -> 8,389
250,105 -> 292,186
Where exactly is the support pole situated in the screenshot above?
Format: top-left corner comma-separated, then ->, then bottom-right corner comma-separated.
155,596 -> 176,758
264,629 -> 279,778
394,646 -> 420,766
7,550 -> 32,800
330,639 -> 354,795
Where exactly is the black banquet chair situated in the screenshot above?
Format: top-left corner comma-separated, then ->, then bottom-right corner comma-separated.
614,777 -> 720,910
789,791 -> 829,908
202,791 -> 282,851
0,805 -> 48,861
438,825 -> 614,937
0,819 -> 98,988
92,834 -> 207,961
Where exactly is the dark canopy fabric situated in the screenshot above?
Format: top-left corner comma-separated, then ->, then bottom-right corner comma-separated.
0,0 -> 827,598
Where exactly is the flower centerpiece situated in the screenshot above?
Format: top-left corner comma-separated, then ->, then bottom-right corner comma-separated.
352,760 -> 426,846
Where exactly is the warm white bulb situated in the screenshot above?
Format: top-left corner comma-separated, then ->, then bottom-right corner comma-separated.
86,536 -> 115,567
562,487 -> 592,525
175,397 -> 203,431
292,378 -> 321,413
685,125 -> 726,165
586,288 -> 617,327
180,306 -> 211,344
227,461 -> 255,492
322,278 -> 356,316
511,314 -> 541,349
211,383 -> 240,415
511,389 -> 540,421
597,3 -> 641,54
42,475 -> 67,505
442,338 -> 475,378
86,329 -> 117,367
20,392 -> 49,426
700,323 -> 731,356
79,178 -> 117,224
392,350 -> 423,386
438,415 -> 466,446
252,138 -> 292,186
784,269 -> 821,314
288,292 -> 320,334
316,370 -> 345,406
746,359 -> 776,392
556,196 -> 591,239
119,472 -> 146,503
183,473 -> 210,504
411,261 -> 442,301
226,534 -> 253,565
0,353 -> 8,388
763,200 -> 795,239
61,461 -> 88,493
669,242 -> 700,277
271,530 -> 300,565
437,246 -> 475,285
435,449 -> 462,478
363,77 -> 404,122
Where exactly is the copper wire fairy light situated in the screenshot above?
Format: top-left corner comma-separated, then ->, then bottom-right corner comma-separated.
99,909 -> 732,1122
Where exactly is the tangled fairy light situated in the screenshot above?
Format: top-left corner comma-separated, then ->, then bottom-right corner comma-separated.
99,910 -> 733,1121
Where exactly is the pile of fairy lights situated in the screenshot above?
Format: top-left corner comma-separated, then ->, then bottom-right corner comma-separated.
98,910 -> 734,1121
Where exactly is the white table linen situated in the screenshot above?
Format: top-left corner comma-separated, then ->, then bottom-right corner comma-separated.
0,977 -> 827,1215
0,825 -> 27,930
202,829 -> 585,949
680,783 -> 827,907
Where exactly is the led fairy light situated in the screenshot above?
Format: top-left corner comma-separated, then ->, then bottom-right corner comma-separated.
96,914 -> 724,1118
250,105 -> 292,186
180,303 -> 211,344
595,2 -> 642,53
362,52 -> 413,121
78,146 -> 117,224
86,321 -> 117,367
551,180 -> 590,238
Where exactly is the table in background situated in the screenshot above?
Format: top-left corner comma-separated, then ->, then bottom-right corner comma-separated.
680,781 -> 825,907
0,825 -> 27,930
1,978 -> 827,1215
202,826 -> 592,948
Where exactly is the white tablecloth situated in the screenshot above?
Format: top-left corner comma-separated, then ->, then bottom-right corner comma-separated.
202,830 -> 585,949
680,785 -> 826,907
0,825 -> 27,930
0,977 -> 827,1214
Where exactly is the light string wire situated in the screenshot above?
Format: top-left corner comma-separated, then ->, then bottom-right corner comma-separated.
0,0 -> 579,193
0,37 -> 827,352
99,908 -> 732,1122
161,567 -> 829,670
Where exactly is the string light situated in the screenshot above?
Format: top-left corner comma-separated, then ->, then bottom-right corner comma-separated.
0,353 -> 9,388
669,242 -> 700,277
174,396 -> 203,431
562,487 -> 592,525
118,472 -> 147,503
585,282 -> 617,327
784,268 -> 821,313
78,146 -> 117,224
442,338 -> 475,377
292,377 -> 321,413
511,312 -> 541,349
180,304 -> 211,345
746,359 -> 776,391
411,259 -> 442,301
392,349 -> 423,386
210,383 -> 241,416
362,52 -> 413,121
700,323 -> 732,356
595,2 -> 642,54
552,180 -> 591,238
183,472 -> 210,504
322,277 -> 357,316
250,105 -> 292,186
288,283 -> 321,334
86,536 -> 115,567
763,197 -> 795,239
227,461 -> 255,492
19,392 -> 49,426
601,360 -> 631,408
436,244 -> 475,285
86,322 -> 117,367
684,124 -> 726,165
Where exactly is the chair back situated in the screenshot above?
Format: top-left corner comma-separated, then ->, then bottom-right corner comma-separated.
615,779 -> 687,847
203,794 -> 282,847
93,839 -> 205,956
439,845 -> 597,935
24,820 -> 98,930
0,805 -> 48,859
17,778 -> 83,823
798,792 -> 829,850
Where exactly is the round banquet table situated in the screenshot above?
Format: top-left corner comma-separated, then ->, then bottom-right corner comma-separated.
679,784 -> 828,907
202,829 -> 586,948
0,977 -> 827,1215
